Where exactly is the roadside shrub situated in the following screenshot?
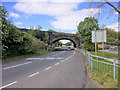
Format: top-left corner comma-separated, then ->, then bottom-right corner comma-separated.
82,42 -> 98,51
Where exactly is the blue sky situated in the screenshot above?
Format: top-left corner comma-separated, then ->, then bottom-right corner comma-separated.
1,0 -> 119,43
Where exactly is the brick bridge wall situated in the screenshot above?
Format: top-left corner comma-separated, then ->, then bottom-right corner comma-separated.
19,28 -> 80,48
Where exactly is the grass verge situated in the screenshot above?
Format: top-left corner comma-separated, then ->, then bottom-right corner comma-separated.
77,50 -> 119,88
89,51 -> 118,60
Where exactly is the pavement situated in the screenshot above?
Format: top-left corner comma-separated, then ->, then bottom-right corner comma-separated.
1,49 -> 98,88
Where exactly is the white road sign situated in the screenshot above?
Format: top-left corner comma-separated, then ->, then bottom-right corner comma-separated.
92,30 -> 106,42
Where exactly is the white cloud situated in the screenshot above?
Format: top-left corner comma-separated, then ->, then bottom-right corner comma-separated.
25,16 -> 28,19
106,22 -> 119,32
3,0 -> 119,2
13,2 -> 77,16
116,12 -> 118,15
51,8 -> 101,30
9,12 -> 20,18
15,22 -> 23,25
13,2 -> 101,30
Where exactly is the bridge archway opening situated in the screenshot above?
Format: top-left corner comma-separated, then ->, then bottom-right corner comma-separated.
51,38 -> 77,48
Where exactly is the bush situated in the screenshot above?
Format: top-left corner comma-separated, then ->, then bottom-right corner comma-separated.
82,42 -> 98,51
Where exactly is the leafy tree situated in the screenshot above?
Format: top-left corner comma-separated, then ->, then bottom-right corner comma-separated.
53,41 -> 63,47
1,6 -> 49,59
77,17 -> 100,51
106,28 -> 118,45
44,32 -> 49,44
75,32 -> 80,40
28,26 -> 36,37
48,29 -> 56,33
58,41 -> 63,46
1,6 -> 10,58
65,41 -> 73,46
36,25 -> 42,31
78,17 -> 99,43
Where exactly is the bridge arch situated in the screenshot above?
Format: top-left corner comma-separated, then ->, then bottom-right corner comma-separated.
50,37 -> 77,48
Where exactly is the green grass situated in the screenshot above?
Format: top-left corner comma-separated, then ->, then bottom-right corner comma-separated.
84,51 -> 120,88
2,50 -> 50,62
54,47 -> 62,51
86,60 -> 119,88
89,51 -> 118,60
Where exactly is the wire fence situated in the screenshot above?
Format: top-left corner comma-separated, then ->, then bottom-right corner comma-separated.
78,49 -> 120,80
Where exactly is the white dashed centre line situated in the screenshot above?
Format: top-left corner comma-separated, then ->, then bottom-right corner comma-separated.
3,61 -> 32,70
28,72 -> 39,77
45,66 -> 52,70
0,81 -> 17,89
55,63 -> 59,65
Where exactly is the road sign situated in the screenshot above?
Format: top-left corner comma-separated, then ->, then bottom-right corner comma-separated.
92,30 -> 106,42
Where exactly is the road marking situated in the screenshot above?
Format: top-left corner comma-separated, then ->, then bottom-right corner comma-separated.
28,72 -> 39,77
45,66 -> 52,70
61,60 -> 64,62
65,58 -> 68,60
64,51 -> 75,61
55,63 -> 59,65
0,81 -> 17,89
3,61 -> 32,70
53,51 -> 65,56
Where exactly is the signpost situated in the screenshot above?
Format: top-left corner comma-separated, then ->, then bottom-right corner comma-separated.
92,30 -> 107,56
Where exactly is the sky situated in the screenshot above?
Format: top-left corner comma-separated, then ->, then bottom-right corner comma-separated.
1,0 -> 119,43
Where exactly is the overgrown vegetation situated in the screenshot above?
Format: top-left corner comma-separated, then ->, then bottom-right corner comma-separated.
1,6 -> 49,60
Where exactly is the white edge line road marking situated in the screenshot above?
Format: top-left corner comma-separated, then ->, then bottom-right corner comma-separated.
55,63 -> 59,66
0,81 -> 17,89
45,66 -> 52,70
28,72 -> 39,77
3,61 -> 32,70
64,51 -> 75,61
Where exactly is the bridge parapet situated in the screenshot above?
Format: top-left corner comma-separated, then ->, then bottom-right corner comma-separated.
19,28 -> 80,48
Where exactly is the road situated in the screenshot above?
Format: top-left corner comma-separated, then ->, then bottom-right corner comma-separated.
1,49 -> 98,88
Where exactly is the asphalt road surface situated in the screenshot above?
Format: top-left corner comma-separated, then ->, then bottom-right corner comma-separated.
1,49 -> 98,88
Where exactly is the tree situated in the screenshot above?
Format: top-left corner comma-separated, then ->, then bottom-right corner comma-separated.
77,17 -> 100,51
105,28 -> 118,45
36,25 -> 42,31
65,42 -> 73,46
44,32 -> 49,44
75,32 -> 80,40
1,6 -> 10,58
78,17 -> 99,43
28,26 -> 36,36
89,1 -> 119,14
48,29 -> 56,33
58,41 -> 63,46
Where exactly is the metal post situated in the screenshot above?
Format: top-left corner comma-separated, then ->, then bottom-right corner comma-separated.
113,60 -> 116,80
102,29 -> 104,57
95,29 -> 97,56
90,57 -> 93,70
